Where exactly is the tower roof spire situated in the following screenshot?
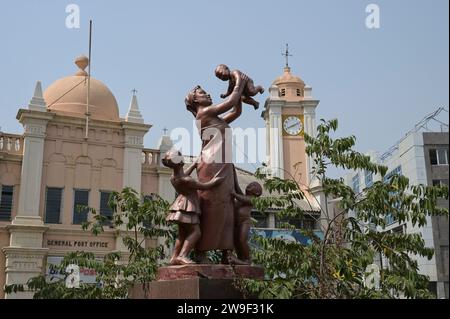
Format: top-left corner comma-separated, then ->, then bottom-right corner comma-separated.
28,81 -> 47,111
125,89 -> 144,123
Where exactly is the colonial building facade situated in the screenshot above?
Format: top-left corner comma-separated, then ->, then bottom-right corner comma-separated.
0,55 -> 176,298
0,55 -> 321,298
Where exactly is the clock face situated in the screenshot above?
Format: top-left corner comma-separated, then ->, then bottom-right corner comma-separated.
283,116 -> 303,136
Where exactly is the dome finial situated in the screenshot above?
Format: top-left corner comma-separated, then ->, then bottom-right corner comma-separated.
74,55 -> 89,76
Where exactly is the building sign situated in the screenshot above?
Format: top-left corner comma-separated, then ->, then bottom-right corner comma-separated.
250,228 -> 323,245
43,234 -> 114,251
46,256 -> 99,285
46,239 -> 109,249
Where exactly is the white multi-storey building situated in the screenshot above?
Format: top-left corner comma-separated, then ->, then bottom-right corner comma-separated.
344,112 -> 449,298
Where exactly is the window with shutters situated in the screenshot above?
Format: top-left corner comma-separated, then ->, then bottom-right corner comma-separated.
45,187 -> 63,224
73,189 -> 89,224
100,191 -> 113,226
0,185 -> 14,221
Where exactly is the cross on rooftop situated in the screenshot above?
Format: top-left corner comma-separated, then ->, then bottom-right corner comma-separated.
282,43 -> 292,68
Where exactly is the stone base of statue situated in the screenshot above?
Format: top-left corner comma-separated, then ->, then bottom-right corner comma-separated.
129,264 -> 264,299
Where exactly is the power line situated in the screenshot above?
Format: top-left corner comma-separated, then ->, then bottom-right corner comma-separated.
46,78 -> 86,108
380,107 -> 449,161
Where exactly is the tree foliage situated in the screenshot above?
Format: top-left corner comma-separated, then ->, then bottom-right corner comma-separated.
4,188 -> 175,299
4,119 -> 448,299
237,119 -> 448,299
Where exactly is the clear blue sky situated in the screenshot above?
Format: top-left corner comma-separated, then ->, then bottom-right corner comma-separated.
0,0 -> 448,172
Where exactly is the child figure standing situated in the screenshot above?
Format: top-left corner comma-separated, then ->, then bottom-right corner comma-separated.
231,182 -> 263,265
162,150 -> 223,265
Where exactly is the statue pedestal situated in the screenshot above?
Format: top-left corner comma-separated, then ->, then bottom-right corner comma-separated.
130,264 -> 264,299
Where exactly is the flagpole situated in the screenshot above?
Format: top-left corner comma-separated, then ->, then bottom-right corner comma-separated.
85,20 -> 92,140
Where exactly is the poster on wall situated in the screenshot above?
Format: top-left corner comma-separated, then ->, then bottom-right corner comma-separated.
45,256 -> 99,285
250,228 -> 324,246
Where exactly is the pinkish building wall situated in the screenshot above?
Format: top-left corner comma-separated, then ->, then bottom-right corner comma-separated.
0,142 -> 23,299
40,118 -> 126,225
0,230 -> 9,299
141,149 -> 162,196
282,107 -> 307,187
1,116 -> 162,298
282,137 -> 307,186
0,56 -> 165,298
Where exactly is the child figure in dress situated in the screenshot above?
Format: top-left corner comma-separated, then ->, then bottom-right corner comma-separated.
215,64 -> 264,110
230,181 -> 263,265
162,150 -> 224,265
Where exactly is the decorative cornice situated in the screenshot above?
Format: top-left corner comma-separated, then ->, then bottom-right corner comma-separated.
141,167 -> 159,175
300,99 -> 320,108
268,104 -> 282,116
2,246 -> 49,257
16,109 -> 54,122
124,135 -> 144,148
6,224 -> 49,234
16,109 -> 53,139
121,121 -> 152,133
49,112 -> 124,129
0,154 -> 23,162
45,226 -> 116,238
23,123 -> 47,138
114,228 -> 146,238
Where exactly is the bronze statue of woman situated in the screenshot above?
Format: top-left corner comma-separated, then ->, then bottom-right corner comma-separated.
184,83 -> 244,263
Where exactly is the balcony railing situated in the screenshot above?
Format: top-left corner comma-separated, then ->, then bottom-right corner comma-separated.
0,133 -> 24,156
142,148 -> 160,168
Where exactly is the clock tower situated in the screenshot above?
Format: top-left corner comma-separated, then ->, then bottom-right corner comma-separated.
262,64 -> 320,189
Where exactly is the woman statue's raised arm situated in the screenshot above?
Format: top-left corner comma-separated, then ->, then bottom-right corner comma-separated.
202,81 -> 245,118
